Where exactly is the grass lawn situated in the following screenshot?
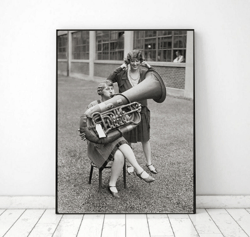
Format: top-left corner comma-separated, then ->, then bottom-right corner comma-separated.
57,75 -> 194,214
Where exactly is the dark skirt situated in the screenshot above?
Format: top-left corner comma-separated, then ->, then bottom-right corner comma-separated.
87,137 -> 128,169
123,106 -> 150,143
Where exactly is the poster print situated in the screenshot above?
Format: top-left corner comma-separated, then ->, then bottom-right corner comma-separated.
56,30 -> 195,214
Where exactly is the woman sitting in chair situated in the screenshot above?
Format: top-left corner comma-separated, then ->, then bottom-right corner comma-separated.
80,80 -> 155,198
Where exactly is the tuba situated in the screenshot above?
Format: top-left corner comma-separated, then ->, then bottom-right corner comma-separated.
79,70 -> 166,144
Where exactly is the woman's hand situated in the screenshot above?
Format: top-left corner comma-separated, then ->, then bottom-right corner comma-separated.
120,62 -> 127,69
141,61 -> 151,69
78,129 -> 86,141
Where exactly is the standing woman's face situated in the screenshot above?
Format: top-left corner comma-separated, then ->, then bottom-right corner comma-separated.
130,58 -> 140,70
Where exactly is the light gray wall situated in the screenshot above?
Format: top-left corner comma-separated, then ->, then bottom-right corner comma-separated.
0,0 -> 250,195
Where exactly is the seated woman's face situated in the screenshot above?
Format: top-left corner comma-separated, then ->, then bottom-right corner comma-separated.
102,85 -> 115,99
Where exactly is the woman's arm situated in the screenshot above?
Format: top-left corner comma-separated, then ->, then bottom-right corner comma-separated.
141,61 -> 155,71
107,63 -> 126,83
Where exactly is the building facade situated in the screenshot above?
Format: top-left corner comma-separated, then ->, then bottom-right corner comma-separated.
57,30 -> 194,99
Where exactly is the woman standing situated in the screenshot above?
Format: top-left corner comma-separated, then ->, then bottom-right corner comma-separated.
107,50 -> 158,175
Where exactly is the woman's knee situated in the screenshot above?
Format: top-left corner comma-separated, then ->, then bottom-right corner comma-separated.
114,150 -> 124,164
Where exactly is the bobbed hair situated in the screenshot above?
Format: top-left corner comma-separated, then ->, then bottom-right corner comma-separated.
97,80 -> 113,96
124,50 -> 144,65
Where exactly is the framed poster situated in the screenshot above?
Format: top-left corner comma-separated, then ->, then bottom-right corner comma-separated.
56,30 -> 195,214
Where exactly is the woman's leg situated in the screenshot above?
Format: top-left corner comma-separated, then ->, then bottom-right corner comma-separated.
142,140 -> 157,173
118,144 -> 153,180
109,150 -> 124,193
118,144 -> 143,173
126,143 -> 135,174
142,140 -> 152,165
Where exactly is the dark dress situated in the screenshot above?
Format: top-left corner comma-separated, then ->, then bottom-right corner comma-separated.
107,65 -> 153,143
87,100 -> 128,169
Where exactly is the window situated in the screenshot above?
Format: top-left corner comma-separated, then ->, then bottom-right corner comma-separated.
134,31 -> 187,62
96,31 -> 124,60
58,34 -> 67,59
72,31 -> 89,59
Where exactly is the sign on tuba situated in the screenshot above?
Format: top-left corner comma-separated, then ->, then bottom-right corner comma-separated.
79,70 -> 166,144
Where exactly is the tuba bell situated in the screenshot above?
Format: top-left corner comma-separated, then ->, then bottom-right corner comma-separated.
79,70 -> 166,144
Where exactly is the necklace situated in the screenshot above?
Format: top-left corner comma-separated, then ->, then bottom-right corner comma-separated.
129,70 -> 140,80
128,72 -> 140,87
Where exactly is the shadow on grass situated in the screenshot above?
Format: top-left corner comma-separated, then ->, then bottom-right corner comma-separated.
57,75 -> 194,214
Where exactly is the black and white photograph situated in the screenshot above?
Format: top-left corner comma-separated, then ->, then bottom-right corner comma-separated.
56,30 -> 195,214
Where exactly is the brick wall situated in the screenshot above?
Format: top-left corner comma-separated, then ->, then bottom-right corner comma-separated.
71,62 -> 89,75
154,66 -> 185,89
95,64 -> 186,89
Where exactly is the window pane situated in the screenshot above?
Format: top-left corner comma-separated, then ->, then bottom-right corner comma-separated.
137,39 -> 143,49
145,50 -> 156,61
174,30 -> 187,35
102,31 -> 110,42
158,31 -> 172,36
58,34 -> 67,59
72,31 -> 89,59
145,38 -> 156,50
158,37 -> 172,49
182,36 -> 186,47
158,50 -> 172,62
97,44 -> 102,51
174,36 -> 186,48
117,51 -> 124,60
133,31 -> 140,39
117,40 -> 124,49
103,43 -> 109,51
134,39 -> 143,49
145,31 -> 156,37
133,30 -> 187,62
96,31 -> 103,41
174,31 -> 182,35
97,52 -> 102,60
134,31 -> 145,39
103,52 -> 109,59
96,31 -> 124,60
110,42 -> 117,50
110,31 -> 118,40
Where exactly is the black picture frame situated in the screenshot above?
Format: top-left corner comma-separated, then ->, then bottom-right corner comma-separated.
56,29 -> 195,214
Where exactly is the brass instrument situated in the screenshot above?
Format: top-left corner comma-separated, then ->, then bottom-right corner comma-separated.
80,70 -> 166,144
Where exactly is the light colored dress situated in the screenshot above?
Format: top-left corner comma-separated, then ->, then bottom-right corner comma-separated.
87,100 -> 128,169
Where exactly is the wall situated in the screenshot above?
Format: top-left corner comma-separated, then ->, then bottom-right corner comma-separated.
94,63 -> 120,78
58,61 -> 67,75
94,64 -> 186,89
71,62 -> 89,75
0,0 -> 250,196
153,66 -> 185,89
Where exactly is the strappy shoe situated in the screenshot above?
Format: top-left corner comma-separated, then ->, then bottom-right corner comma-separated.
108,186 -> 120,198
136,171 -> 155,183
146,164 -> 158,174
